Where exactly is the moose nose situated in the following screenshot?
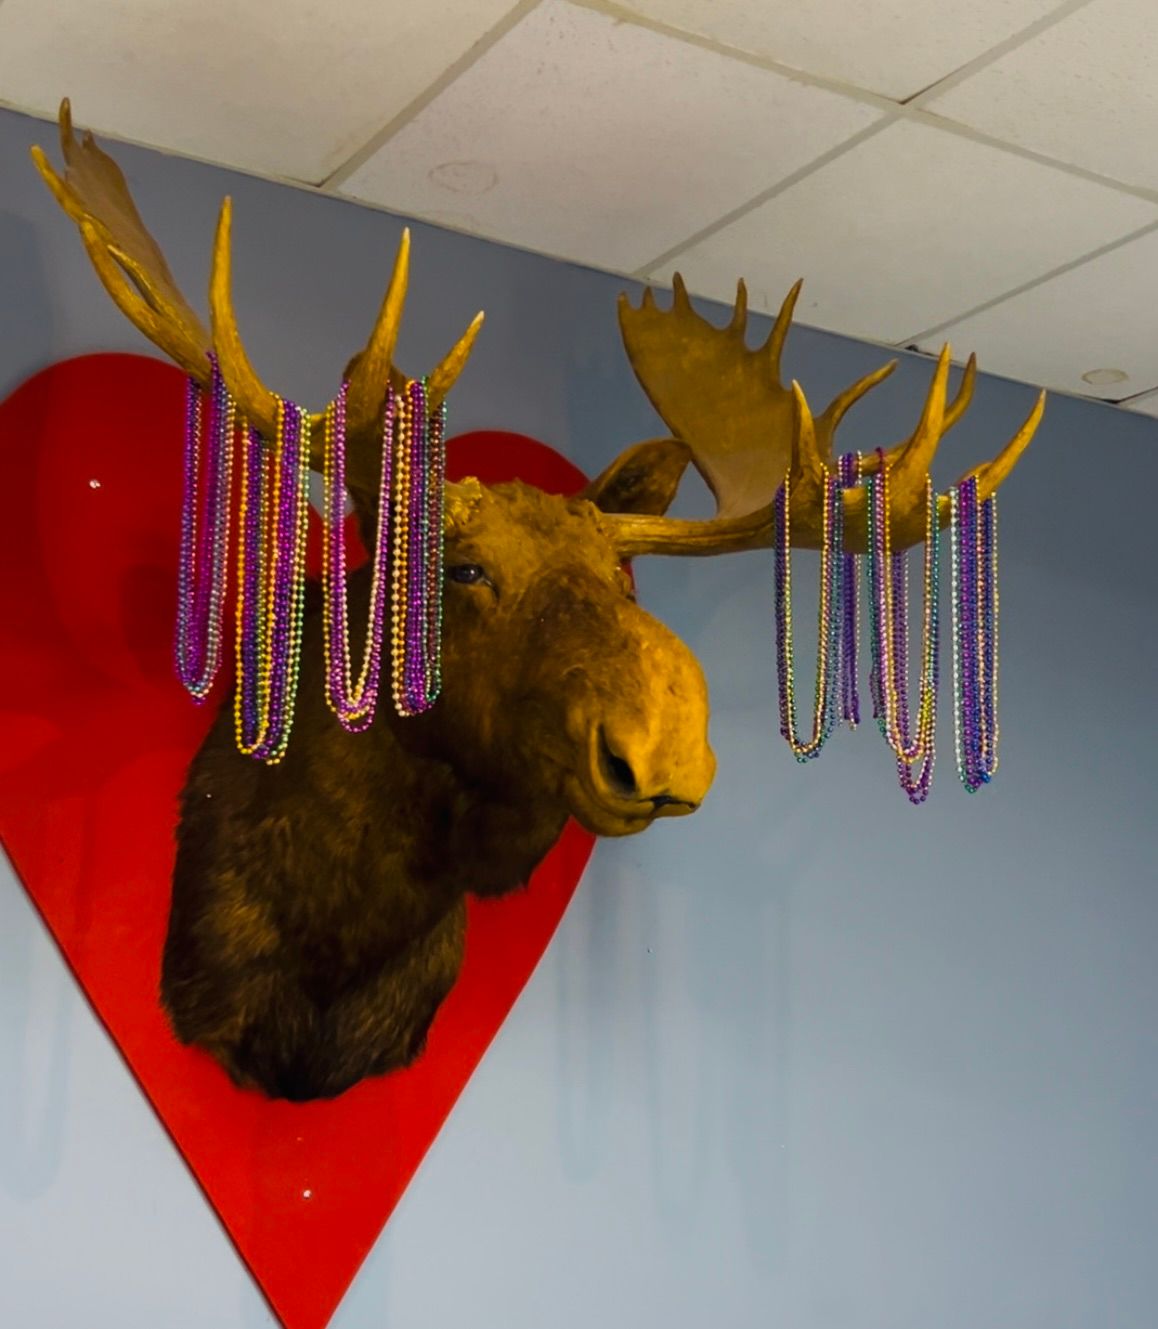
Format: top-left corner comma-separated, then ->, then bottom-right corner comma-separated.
597,728 -> 706,813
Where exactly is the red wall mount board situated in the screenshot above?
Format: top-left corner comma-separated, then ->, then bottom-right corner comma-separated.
0,353 -> 596,1329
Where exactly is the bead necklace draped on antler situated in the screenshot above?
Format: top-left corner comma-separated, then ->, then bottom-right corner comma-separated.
33,99 -> 483,755
594,274 -> 1041,802
600,273 -> 1044,559
34,98 -> 1041,798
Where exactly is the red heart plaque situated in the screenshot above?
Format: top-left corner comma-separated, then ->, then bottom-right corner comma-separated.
0,353 -> 595,1329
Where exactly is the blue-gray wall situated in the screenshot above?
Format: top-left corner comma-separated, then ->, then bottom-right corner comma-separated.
1,105 -> 1155,1329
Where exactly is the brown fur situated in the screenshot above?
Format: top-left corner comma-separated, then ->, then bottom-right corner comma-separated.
162,474 -> 715,1101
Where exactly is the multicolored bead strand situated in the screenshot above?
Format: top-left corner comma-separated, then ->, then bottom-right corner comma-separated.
950,479 -> 999,792
173,356 -> 455,762
773,467 -> 845,761
980,493 -> 999,776
389,388 -> 413,715
837,450 -> 862,728
425,395 -> 448,704
234,397 -> 312,764
765,409 -> 1010,802
865,453 -> 940,804
321,381 -> 394,732
175,357 -> 235,700
389,379 -> 445,718
233,422 -> 267,753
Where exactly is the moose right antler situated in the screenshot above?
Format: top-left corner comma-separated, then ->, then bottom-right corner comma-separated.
31,99 -> 483,499
602,275 -> 1045,558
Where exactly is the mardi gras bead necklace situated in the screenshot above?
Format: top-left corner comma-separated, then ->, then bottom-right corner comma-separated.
175,355 -> 235,700
233,397 -> 312,764
175,362 -> 450,759
318,377 -> 446,729
950,479 -> 999,792
773,466 -> 845,760
837,450 -> 863,729
389,379 -> 446,718
232,423 -> 267,750
865,457 -> 940,805
321,380 -> 392,732
773,450 -> 998,804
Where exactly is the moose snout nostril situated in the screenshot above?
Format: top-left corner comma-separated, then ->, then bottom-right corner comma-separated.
598,728 -> 639,798
650,793 -> 696,811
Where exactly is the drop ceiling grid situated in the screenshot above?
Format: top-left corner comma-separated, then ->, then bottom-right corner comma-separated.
336,0 -> 884,275
1122,389 -> 1158,417
2,0 -> 1156,405
599,0 -> 1077,101
0,0 -> 531,182
926,0 -> 1158,195
640,118 -> 1158,345
915,224 -> 1158,401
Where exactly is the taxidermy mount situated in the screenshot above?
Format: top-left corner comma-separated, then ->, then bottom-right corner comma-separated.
33,101 -> 1040,1101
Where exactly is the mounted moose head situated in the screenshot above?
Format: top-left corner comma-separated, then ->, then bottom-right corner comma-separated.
33,102 -> 1042,1101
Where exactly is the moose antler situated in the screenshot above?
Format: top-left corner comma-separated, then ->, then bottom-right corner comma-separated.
604,275 -> 1044,557
32,100 -> 483,495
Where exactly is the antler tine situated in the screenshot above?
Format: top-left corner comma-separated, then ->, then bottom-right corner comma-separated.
32,98 -> 211,380
729,279 -> 749,336
789,380 -> 827,484
816,359 -> 899,446
343,228 -> 411,437
943,351 -> 977,433
208,198 -> 284,440
763,279 -> 803,381
859,351 -> 977,478
881,345 -> 951,495
341,227 -> 483,431
950,389 -> 1046,506
427,309 -> 486,410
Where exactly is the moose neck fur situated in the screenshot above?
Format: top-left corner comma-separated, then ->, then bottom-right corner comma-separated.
165,573 -> 568,1102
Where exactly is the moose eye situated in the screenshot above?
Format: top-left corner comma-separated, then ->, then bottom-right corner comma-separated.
447,563 -> 488,586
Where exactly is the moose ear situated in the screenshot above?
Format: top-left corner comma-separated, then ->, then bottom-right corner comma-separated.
582,437 -> 692,516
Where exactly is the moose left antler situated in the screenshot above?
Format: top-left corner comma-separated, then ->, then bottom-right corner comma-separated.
603,274 -> 1044,558
31,98 -> 483,500
32,102 -> 1043,1102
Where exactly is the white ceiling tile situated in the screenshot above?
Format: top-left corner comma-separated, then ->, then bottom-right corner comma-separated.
1122,390 -> 1158,417
613,0 -> 1065,100
645,119 -> 1158,345
0,0 -> 524,182
912,226 -> 1158,398
338,0 -> 882,274
928,0 -> 1158,192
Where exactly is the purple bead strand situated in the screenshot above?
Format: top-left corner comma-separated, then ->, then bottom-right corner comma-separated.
176,357 -> 234,700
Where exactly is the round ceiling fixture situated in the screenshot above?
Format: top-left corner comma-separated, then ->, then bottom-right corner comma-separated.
1081,367 -> 1129,387
428,161 -> 499,196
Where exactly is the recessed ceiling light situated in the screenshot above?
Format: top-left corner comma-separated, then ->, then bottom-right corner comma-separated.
1081,367 -> 1129,387
428,161 -> 498,196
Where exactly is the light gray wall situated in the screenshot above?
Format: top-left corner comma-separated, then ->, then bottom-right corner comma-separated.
1,105 -> 1156,1329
